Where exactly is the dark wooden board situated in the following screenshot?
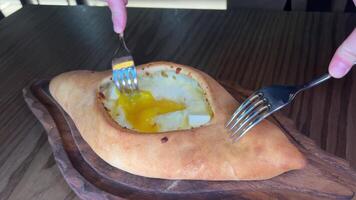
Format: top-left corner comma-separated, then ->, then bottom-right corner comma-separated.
23,80 -> 356,200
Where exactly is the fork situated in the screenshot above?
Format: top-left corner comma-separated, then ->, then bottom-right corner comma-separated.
112,34 -> 138,93
225,73 -> 332,142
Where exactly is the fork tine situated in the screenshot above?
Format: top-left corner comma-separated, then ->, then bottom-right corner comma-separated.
227,98 -> 265,132
231,106 -> 269,142
128,67 -> 137,92
230,103 -> 268,139
125,70 -> 133,93
113,71 -> 121,91
123,69 -> 133,92
131,67 -> 139,90
119,70 -> 127,93
225,93 -> 260,128
233,112 -> 270,143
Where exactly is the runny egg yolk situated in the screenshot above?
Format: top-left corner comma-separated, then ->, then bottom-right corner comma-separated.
115,90 -> 186,133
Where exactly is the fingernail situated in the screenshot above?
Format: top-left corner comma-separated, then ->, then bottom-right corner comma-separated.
330,61 -> 349,78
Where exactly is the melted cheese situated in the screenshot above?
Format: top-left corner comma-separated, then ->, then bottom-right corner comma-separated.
100,68 -> 213,133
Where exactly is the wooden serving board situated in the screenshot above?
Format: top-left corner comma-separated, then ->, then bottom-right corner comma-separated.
23,80 -> 356,200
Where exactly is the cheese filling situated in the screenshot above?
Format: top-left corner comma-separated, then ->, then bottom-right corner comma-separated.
100,68 -> 213,133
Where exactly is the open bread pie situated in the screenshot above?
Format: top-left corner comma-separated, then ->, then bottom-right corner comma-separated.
49,62 -> 306,180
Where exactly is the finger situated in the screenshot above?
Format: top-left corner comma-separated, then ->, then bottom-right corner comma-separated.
107,0 -> 127,34
328,28 -> 356,78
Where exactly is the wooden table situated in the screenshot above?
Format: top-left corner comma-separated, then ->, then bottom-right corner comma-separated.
0,5 -> 355,200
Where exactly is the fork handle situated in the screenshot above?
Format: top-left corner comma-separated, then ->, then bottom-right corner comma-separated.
298,73 -> 332,92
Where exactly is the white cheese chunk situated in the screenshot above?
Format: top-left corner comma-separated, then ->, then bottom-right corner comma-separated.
155,111 -> 188,132
188,115 -> 211,127
107,84 -> 119,100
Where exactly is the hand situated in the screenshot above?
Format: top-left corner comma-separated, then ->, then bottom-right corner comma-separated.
328,28 -> 356,78
107,0 -> 128,34
328,1 -> 356,78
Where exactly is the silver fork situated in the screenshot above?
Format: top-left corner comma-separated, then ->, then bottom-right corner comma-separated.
112,34 -> 138,93
225,73 -> 332,142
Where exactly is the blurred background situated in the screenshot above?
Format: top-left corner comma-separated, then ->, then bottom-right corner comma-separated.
0,0 -> 355,19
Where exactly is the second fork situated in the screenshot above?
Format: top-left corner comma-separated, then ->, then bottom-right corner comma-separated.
112,35 -> 138,93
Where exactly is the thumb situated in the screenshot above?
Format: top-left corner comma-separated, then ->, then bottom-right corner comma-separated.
328,28 -> 356,78
107,0 -> 127,34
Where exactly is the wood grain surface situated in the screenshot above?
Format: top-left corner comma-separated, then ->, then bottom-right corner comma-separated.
0,5 -> 355,199
23,80 -> 356,200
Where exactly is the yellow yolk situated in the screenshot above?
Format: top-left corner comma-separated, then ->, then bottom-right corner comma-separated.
115,90 -> 186,133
